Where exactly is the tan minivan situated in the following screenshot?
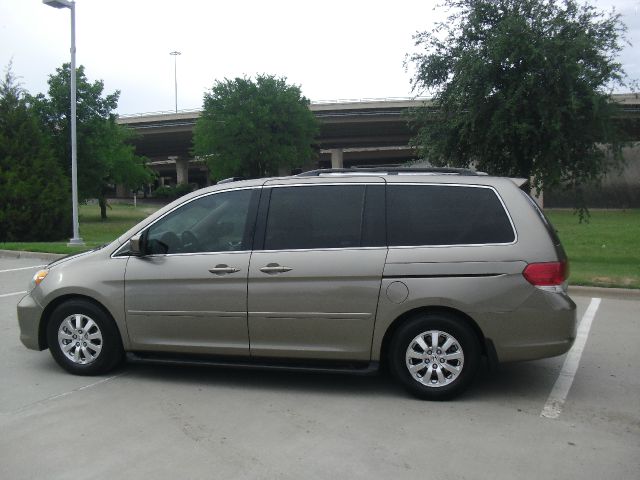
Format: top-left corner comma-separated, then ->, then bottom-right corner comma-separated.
17,168 -> 576,399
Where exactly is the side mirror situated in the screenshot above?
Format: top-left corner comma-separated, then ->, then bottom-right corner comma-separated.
129,234 -> 144,256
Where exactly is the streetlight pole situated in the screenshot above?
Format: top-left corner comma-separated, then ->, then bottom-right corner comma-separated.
170,51 -> 181,113
43,0 -> 83,246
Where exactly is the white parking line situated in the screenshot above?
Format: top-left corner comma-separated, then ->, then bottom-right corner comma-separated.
11,373 -> 125,415
0,265 -> 45,273
0,291 -> 27,299
541,297 -> 601,419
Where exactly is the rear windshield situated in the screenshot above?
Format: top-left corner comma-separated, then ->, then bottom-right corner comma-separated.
387,184 -> 515,246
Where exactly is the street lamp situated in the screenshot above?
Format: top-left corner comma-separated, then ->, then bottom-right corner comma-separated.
43,0 -> 84,246
170,51 -> 181,113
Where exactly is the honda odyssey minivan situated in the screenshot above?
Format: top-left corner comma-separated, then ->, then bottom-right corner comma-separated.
17,168 -> 577,400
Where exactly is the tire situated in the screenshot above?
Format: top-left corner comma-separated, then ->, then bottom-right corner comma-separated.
46,299 -> 124,376
389,312 -> 480,400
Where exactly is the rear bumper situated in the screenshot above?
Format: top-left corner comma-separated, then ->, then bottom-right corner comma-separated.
17,293 -> 45,351
479,290 -> 577,363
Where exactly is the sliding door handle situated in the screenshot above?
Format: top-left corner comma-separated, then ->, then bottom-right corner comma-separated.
259,263 -> 293,274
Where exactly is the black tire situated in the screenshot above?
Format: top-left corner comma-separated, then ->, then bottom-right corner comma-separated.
46,299 -> 124,376
389,312 -> 481,400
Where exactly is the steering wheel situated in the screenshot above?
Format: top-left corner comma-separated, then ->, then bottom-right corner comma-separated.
157,231 -> 181,254
181,230 -> 201,253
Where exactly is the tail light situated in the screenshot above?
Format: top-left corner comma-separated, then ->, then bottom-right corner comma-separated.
522,261 -> 568,286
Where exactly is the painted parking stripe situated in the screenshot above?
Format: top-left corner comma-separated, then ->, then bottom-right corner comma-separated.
0,265 -> 45,273
541,297 -> 601,419
12,373 -> 126,414
0,291 -> 27,299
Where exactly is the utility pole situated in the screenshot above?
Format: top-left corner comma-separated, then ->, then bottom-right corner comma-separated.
170,51 -> 181,113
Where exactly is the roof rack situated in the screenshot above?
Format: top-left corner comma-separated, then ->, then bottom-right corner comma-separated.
217,176 -> 247,184
297,167 -> 484,177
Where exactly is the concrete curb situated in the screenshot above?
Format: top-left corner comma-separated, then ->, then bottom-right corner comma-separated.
0,250 -> 66,262
569,285 -> 640,299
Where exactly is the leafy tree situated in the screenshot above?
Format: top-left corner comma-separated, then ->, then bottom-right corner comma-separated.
32,64 -> 152,219
194,75 -> 318,179
0,64 -> 71,241
408,0 -> 629,210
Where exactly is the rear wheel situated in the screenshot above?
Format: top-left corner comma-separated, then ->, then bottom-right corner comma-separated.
46,300 -> 124,376
389,312 -> 480,400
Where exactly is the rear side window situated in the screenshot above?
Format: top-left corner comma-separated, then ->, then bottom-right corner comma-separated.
387,185 -> 515,246
264,185 -> 382,250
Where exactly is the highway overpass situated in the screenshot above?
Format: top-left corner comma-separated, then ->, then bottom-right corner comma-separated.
117,94 -> 640,191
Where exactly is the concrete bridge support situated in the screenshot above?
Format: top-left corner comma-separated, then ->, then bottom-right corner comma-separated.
331,149 -> 344,169
172,156 -> 189,185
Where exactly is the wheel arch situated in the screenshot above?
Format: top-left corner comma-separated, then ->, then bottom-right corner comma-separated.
38,294 -> 123,350
378,306 -> 488,368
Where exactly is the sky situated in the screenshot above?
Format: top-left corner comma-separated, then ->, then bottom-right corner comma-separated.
1,0 -> 639,115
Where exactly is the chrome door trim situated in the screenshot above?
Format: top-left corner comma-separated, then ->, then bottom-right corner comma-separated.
127,310 -> 245,317
248,311 -> 372,320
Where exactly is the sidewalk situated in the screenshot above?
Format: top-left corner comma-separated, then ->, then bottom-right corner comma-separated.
568,285 -> 640,299
0,249 -> 66,262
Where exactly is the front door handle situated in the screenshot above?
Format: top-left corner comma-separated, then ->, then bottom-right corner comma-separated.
209,264 -> 241,275
259,263 -> 293,274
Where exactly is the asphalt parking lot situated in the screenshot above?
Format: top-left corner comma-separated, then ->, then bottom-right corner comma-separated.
1,255 -> 638,479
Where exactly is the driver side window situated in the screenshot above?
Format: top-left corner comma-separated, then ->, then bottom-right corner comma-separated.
146,189 -> 255,255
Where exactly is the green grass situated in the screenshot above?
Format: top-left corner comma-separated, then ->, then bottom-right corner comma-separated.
0,203 -> 159,255
2,203 -> 638,289
546,209 -> 640,289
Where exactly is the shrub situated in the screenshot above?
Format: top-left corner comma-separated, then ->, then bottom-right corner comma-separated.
152,183 -> 196,199
0,66 -> 71,241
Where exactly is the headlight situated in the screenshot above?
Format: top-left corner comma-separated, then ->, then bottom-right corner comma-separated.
29,269 -> 49,291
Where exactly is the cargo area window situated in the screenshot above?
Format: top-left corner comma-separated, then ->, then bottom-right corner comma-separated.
387,185 -> 515,246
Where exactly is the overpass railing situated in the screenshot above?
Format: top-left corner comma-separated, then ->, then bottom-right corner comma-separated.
117,97 -> 433,118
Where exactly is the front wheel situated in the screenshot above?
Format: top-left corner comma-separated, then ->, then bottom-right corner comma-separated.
46,300 -> 124,376
389,313 -> 481,400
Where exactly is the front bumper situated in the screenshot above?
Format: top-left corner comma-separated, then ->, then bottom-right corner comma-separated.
17,293 -> 45,350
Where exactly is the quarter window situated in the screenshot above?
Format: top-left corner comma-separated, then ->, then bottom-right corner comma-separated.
387,185 -> 515,246
146,189 -> 255,254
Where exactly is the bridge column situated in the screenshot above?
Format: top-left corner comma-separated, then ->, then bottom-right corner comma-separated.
172,156 -> 189,185
330,149 -> 344,169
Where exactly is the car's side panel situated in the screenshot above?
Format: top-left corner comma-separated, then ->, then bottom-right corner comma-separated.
371,260 -> 529,360
370,179 -> 576,364
124,252 -> 251,356
30,250 -> 131,349
248,248 -> 387,361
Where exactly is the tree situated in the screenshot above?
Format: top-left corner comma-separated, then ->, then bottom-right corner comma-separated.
193,75 -> 318,180
408,0 -> 629,209
0,64 -> 71,241
32,64 -> 152,219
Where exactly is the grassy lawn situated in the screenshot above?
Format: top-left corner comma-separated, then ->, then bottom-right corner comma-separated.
1,203 -> 638,289
0,203 -> 159,255
546,209 -> 640,289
